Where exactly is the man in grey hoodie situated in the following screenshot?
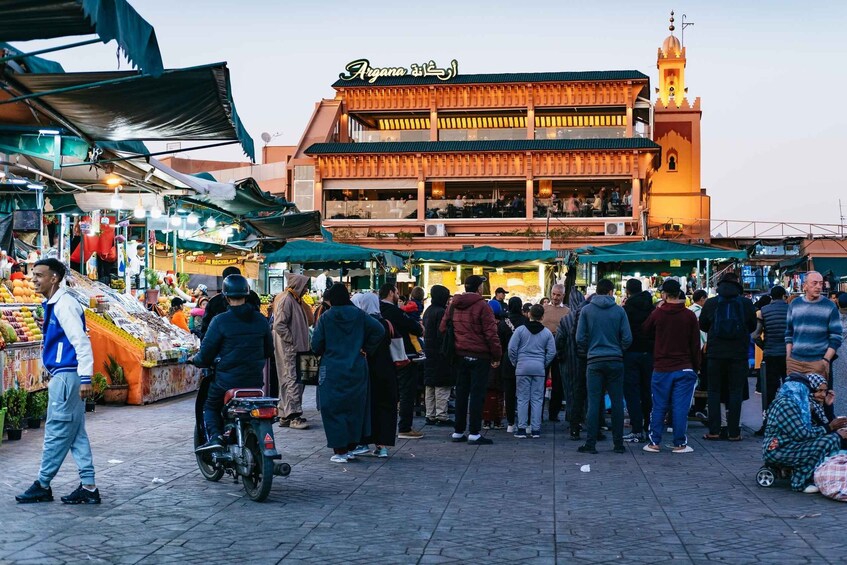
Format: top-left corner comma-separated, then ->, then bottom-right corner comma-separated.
576,279 -> 633,454
509,305 -> 557,438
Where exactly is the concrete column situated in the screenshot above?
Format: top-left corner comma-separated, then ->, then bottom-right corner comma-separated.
631,177 -> 641,220
527,86 -> 535,140
526,179 -> 534,220
430,88 -> 438,141
625,105 -> 633,137
339,111 -> 349,142
417,179 -> 426,221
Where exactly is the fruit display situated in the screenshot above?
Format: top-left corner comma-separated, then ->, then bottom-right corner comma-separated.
0,306 -> 43,343
2,278 -> 42,303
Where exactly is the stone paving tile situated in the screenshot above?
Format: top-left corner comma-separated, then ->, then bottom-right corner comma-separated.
1,381 -> 844,563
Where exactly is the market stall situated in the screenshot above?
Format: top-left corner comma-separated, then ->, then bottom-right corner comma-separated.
575,239 -> 748,294
0,278 -> 45,393
410,245 -> 560,302
63,271 -> 200,404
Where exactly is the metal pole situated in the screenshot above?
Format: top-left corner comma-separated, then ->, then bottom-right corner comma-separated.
696,259 -> 701,290
36,188 -> 44,254
58,214 -> 66,263
705,258 -> 711,294
0,39 -> 101,65
173,230 -> 178,277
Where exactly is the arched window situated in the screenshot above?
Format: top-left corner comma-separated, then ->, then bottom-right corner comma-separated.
666,149 -> 678,173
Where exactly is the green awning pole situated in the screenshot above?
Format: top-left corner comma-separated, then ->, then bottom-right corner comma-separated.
696,260 -> 701,290
0,39 -> 101,66
706,259 -> 711,295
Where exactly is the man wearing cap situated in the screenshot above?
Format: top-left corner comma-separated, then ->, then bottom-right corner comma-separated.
542,284 -> 570,422
441,275 -> 502,445
753,285 -> 789,435
641,279 -> 701,453
785,271 -> 843,385
489,287 -> 508,319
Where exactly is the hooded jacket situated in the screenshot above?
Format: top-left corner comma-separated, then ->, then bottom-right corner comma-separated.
423,285 -> 455,387
576,294 -> 632,364
193,303 -> 272,385
42,287 -> 94,382
274,274 -> 312,352
699,280 -> 757,359
623,290 -> 655,353
508,320 -> 556,376
440,292 -> 501,360
498,298 -> 528,381
642,302 -> 701,372
200,288 -> 260,340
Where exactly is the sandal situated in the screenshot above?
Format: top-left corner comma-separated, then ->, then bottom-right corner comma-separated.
727,435 -> 743,441
702,434 -> 721,441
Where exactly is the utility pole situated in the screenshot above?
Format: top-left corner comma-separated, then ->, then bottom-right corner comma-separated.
840,199 -> 846,237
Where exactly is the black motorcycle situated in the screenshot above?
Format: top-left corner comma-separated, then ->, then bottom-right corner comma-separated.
194,375 -> 290,502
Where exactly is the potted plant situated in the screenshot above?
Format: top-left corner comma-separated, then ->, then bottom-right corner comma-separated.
3,387 -> 28,441
144,268 -> 160,305
102,354 -> 129,405
87,373 -> 108,412
25,390 -> 48,429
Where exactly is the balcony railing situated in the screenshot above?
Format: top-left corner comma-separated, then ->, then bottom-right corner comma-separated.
326,200 -> 418,220
352,130 -> 430,143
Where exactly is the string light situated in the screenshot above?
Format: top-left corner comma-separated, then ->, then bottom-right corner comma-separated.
133,196 -> 145,219
187,212 -> 198,224
150,205 -> 162,219
205,217 -> 216,229
110,187 -> 123,210
170,215 -> 181,227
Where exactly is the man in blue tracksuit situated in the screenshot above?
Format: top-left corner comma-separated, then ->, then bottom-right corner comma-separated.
16,259 -> 100,504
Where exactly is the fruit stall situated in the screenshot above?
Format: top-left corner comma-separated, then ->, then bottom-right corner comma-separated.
62,271 -> 201,405
0,280 -> 46,393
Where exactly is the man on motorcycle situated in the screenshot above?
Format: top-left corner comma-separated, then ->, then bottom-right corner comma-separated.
194,274 -> 273,452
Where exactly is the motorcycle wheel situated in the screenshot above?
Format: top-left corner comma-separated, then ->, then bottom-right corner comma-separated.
242,428 -> 274,502
194,424 -> 224,482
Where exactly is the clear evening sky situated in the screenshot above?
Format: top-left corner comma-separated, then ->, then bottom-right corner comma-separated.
15,0 -> 847,227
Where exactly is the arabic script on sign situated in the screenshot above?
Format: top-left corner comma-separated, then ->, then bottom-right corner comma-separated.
339,59 -> 459,84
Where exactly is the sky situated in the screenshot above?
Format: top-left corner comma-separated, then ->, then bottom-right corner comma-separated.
15,0 -> 847,227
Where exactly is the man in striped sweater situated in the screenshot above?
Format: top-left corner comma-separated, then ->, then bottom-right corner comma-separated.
785,272 -> 843,385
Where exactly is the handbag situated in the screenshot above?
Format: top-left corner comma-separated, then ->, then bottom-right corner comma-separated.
295,352 -> 320,385
385,319 -> 411,368
440,305 -> 456,359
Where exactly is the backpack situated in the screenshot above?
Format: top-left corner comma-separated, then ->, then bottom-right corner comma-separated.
712,296 -> 746,340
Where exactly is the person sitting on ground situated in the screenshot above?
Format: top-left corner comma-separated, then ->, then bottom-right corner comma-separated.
169,297 -> 189,331
763,373 -> 847,493
508,305 -> 556,438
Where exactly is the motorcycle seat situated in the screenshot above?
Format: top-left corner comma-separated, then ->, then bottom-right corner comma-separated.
223,388 -> 265,405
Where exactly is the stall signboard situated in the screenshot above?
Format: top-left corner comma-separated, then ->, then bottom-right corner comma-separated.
1,345 -> 45,392
339,59 -> 459,84
670,259 -> 681,267
185,255 -> 240,266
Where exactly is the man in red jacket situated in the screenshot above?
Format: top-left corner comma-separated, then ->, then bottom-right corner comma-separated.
641,279 -> 701,453
440,275 -> 502,445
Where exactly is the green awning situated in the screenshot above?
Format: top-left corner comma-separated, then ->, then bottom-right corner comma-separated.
0,42 -> 64,74
178,177 -> 293,217
411,245 -> 558,266
13,63 -> 255,160
0,0 -> 164,76
0,132 -> 148,162
576,239 -> 748,264
245,212 -> 323,240
811,257 -> 847,278
263,239 -> 384,265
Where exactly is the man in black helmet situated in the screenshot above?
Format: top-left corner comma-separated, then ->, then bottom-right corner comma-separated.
199,266 -> 261,340
194,274 -> 273,452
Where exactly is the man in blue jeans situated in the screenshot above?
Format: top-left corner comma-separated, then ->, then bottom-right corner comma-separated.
16,259 -> 100,504
641,279 -> 701,453
441,275 -> 501,445
576,279 -> 632,454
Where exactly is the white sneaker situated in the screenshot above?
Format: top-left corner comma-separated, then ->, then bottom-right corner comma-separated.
506,425 -> 515,433
330,454 -> 348,464
803,484 -> 820,494
672,445 -> 694,454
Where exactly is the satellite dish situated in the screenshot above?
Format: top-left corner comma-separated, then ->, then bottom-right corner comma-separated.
261,132 -> 272,143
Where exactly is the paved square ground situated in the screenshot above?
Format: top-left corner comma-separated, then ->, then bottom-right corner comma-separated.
0,382 -> 843,564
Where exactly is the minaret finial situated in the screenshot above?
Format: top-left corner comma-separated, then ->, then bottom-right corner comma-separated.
669,11 -> 675,33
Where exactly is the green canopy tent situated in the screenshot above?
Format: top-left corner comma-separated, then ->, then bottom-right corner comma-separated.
575,239 -> 748,263
0,0 -> 164,76
263,240 -> 388,266
410,245 -> 559,267
9,63 -> 255,160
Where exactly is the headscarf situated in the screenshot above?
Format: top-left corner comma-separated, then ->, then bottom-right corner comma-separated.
429,285 -> 450,308
325,282 -> 352,307
352,292 -> 381,316
778,373 -> 827,430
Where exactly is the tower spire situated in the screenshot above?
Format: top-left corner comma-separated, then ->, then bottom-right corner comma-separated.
669,11 -> 675,33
